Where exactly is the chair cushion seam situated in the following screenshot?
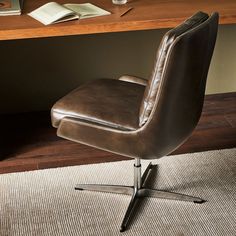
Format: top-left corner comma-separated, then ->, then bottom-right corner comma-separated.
53,110 -> 136,131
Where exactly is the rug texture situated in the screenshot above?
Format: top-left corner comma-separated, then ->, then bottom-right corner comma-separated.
0,148 -> 236,236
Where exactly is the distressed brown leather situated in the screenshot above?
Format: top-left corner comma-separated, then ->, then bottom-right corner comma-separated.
51,12 -> 218,160
118,75 -> 148,86
139,11 -> 209,126
52,79 -> 145,131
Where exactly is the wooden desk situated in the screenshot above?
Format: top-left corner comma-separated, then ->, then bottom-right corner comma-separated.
0,0 -> 236,41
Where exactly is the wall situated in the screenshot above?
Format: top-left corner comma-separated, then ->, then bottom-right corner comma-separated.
0,24 -> 235,114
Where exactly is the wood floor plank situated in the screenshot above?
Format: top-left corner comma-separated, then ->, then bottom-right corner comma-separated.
0,92 -> 236,174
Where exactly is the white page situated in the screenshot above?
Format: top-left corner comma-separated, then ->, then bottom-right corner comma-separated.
64,3 -> 110,19
28,2 -> 77,25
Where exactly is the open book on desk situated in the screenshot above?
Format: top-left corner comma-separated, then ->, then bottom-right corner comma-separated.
28,2 -> 111,25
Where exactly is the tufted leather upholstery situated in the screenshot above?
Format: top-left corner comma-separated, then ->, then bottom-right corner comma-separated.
51,12 -> 218,160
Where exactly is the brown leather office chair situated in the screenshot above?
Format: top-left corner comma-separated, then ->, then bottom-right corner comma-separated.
51,12 -> 219,232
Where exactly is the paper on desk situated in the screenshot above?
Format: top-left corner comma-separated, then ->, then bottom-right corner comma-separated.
28,2 -> 78,25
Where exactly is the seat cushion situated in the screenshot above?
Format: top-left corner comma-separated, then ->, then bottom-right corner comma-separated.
139,11 -> 209,126
51,78 -> 145,131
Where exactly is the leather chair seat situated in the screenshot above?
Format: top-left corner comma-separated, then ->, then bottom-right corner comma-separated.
51,78 -> 145,131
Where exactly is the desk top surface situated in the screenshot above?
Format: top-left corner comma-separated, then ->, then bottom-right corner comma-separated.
0,0 -> 236,41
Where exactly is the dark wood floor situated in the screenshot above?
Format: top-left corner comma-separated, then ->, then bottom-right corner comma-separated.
0,92 -> 236,174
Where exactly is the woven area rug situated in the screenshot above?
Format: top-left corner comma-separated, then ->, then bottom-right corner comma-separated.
0,148 -> 236,236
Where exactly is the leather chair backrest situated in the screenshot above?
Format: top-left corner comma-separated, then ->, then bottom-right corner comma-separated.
139,12 -> 210,126
140,12 -> 219,158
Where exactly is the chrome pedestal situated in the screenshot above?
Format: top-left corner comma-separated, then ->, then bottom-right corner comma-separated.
75,159 -> 205,232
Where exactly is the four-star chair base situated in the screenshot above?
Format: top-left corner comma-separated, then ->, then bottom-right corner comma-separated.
75,159 -> 205,232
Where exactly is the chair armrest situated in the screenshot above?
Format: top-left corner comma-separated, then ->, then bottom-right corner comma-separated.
118,75 -> 148,86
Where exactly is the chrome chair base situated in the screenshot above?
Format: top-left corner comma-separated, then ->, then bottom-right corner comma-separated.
75,160 -> 205,232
